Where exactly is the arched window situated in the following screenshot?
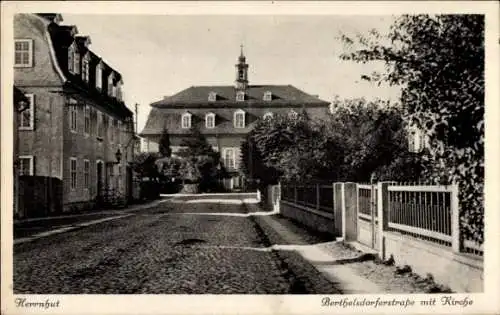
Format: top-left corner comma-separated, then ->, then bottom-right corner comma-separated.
234,109 -> 245,128
181,112 -> 192,129
205,113 -> 215,129
263,112 -> 273,120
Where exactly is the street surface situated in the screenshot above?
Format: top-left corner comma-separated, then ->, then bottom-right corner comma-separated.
14,195 -> 339,294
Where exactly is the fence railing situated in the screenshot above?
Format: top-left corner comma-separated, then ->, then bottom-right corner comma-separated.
387,184 -> 453,248
281,184 -> 333,213
279,181 -> 483,258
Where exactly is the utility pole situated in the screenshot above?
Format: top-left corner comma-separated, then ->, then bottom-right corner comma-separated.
135,103 -> 138,134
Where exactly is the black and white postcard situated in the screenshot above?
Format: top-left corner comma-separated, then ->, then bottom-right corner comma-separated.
1,1 -> 499,315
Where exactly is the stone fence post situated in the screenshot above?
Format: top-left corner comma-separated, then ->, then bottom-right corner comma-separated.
451,183 -> 462,253
377,182 -> 391,260
342,182 -> 358,242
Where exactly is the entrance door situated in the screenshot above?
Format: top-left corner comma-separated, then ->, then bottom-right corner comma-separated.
97,161 -> 103,201
126,166 -> 133,203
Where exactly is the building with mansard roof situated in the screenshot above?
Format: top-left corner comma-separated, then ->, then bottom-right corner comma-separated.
14,13 -> 137,217
141,48 -> 330,190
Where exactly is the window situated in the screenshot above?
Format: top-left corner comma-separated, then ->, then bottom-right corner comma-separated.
68,45 -> 74,73
205,113 -> 215,129
84,160 -> 90,188
263,91 -> 272,101
69,98 -> 78,132
84,105 -> 90,135
118,121 -> 122,144
103,116 -> 109,139
97,112 -> 103,138
223,148 -> 235,169
19,94 -> 35,130
288,110 -> 298,119
208,92 -> 217,102
108,73 -> 115,97
82,54 -> 90,82
181,113 -> 191,129
236,91 -> 245,102
263,112 -> 273,120
18,156 -> 34,176
234,110 -> 245,128
408,128 -> 427,153
116,84 -> 122,101
70,158 -> 77,190
110,118 -> 115,142
14,39 -> 33,67
96,63 -> 102,90
68,43 -> 80,74
73,51 -> 80,74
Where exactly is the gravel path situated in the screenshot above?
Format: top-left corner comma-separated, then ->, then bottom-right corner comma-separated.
14,198 -> 333,294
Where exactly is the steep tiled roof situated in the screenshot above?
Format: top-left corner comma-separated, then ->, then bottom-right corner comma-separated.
140,105 -> 329,136
151,85 -> 329,108
44,16 -> 132,118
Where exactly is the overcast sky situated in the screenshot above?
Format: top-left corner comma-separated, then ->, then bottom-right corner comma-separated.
62,14 -> 401,132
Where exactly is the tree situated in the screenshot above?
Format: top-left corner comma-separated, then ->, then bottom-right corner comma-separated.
177,127 -> 226,192
159,127 -> 172,157
340,15 -> 484,243
130,152 -> 161,180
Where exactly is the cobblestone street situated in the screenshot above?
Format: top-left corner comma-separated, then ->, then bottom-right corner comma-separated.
13,196 -> 340,294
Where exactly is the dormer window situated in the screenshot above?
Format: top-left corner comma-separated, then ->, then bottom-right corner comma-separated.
208,92 -> 217,102
263,91 -> 272,101
82,53 -> 90,82
108,72 -> 115,97
205,113 -> 215,129
263,112 -> 273,120
288,110 -> 298,119
236,91 -> 245,102
96,62 -> 103,90
116,80 -> 123,101
234,109 -> 245,128
68,43 -> 80,74
181,112 -> 192,129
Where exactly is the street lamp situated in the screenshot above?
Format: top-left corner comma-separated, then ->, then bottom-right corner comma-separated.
115,148 -> 122,164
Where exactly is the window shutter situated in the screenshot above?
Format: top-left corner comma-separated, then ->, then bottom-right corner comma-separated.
31,94 -> 36,130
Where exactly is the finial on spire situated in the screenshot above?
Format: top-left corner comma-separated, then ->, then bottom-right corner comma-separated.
240,44 -> 244,57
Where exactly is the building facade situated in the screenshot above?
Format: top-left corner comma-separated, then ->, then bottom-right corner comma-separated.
14,13 -> 136,216
141,49 -> 330,190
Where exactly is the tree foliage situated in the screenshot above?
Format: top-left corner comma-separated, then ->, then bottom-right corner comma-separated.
340,15 -> 484,243
176,128 -> 229,191
130,152 -> 161,180
159,127 -> 172,157
240,100 -> 423,186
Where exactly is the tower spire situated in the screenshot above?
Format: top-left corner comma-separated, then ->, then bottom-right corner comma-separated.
235,45 -> 249,90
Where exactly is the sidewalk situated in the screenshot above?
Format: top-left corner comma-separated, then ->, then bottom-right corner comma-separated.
14,198 -> 169,242
246,203 -> 385,294
247,202 -> 448,294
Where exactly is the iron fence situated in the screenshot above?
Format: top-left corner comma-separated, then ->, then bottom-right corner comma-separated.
280,184 -> 334,213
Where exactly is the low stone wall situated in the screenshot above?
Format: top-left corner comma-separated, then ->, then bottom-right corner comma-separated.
384,231 -> 483,292
279,200 -> 335,235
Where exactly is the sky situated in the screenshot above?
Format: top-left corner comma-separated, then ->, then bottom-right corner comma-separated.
62,14 -> 401,133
